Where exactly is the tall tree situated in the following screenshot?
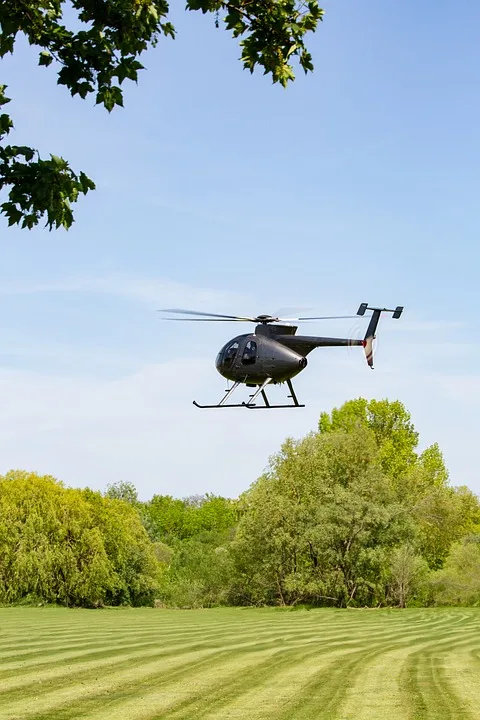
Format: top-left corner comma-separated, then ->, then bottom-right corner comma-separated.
0,470 -> 162,607
230,428 -> 414,608
429,538 -> 480,606
105,480 -> 139,505
388,544 -> 429,608
319,399 -> 480,570
319,398 -> 419,482
0,0 -> 323,230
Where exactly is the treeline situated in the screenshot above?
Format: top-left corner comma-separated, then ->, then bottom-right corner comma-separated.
1,399 -> 479,608
0,472 -> 160,607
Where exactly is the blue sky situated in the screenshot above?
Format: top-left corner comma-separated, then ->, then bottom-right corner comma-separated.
1,0 -> 479,500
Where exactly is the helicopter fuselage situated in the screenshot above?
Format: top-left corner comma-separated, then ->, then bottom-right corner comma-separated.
215,325 -> 308,385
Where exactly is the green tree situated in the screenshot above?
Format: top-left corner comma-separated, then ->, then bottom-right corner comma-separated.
387,544 -> 429,608
143,493 -> 238,543
230,429 -> 414,607
412,483 -> 480,570
0,0 -> 323,230
157,539 -> 234,608
0,471 -> 115,606
229,398 -> 480,608
82,488 -> 162,606
105,480 -> 139,504
319,398 -> 419,482
145,493 -> 238,607
143,495 -> 189,543
429,538 -> 480,606
318,398 -> 480,571
0,470 -> 162,607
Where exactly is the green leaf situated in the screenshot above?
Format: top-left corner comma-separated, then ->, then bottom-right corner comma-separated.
50,154 -> 66,168
0,114 -> 14,135
0,86 -> 11,106
79,171 -> 96,194
38,51 -> 53,67
1,203 -> 24,226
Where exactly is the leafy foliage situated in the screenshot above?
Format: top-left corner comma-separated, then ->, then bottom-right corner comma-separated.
105,480 -> 139,504
0,86 -> 95,230
429,538 -> 480,606
143,493 -> 238,544
156,537 -> 235,608
230,429 -> 414,607
0,470 -> 162,607
319,398 -> 419,481
0,0 -> 323,230
227,398 -> 480,608
387,544 -> 429,608
0,398 -> 478,610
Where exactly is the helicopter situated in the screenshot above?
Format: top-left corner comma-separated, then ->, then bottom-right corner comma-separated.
160,303 -> 404,409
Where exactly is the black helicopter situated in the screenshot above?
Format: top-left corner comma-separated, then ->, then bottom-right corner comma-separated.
161,303 -> 403,409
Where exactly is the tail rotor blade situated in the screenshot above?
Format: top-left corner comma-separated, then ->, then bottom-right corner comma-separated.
363,336 -> 375,369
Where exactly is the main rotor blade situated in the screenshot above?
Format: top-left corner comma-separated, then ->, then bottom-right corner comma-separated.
279,315 -> 362,322
159,308 -> 256,321
160,318 -> 252,322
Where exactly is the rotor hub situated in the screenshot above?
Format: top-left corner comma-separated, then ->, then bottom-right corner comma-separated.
254,315 -> 278,324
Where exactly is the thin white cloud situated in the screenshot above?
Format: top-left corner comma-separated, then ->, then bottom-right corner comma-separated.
0,273 -> 248,309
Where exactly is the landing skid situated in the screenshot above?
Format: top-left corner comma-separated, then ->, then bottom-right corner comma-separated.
193,401 -> 245,409
193,378 -> 305,409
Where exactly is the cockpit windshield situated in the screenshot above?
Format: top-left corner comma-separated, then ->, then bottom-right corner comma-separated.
217,339 -> 239,369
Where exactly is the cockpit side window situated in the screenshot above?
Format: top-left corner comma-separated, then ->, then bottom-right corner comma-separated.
241,340 -> 257,365
222,340 -> 239,367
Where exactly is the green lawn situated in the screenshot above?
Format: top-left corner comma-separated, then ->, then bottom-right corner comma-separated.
0,606 -> 479,720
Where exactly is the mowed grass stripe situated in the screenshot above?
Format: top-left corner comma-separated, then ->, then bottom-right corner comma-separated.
0,613 -> 432,681
72,642 -> 361,720
336,624 -> 480,720
0,618 -> 385,676
0,613 -> 450,695
17,643 -> 301,720
441,649 -> 480,719
0,608 -> 479,720
274,634 -> 421,719
201,647 -> 363,720
399,632 -> 480,720
0,617 -> 347,669
272,614 -> 480,720
0,630 -> 318,705
1,623 -> 367,702
211,619 -> 480,720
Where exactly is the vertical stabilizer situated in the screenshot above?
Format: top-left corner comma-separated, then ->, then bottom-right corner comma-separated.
357,303 -> 404,369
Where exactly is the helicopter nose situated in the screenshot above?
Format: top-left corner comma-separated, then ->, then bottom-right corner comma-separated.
299,357 -> 307,369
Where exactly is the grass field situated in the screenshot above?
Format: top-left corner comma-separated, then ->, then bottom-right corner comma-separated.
0,607 -> 479,720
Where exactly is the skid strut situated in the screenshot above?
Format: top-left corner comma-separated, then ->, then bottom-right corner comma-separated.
193,378 -> 305,409
244,378 -> 305,409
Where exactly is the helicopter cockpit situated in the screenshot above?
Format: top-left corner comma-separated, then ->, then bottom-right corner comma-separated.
215,336 -> 257,372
